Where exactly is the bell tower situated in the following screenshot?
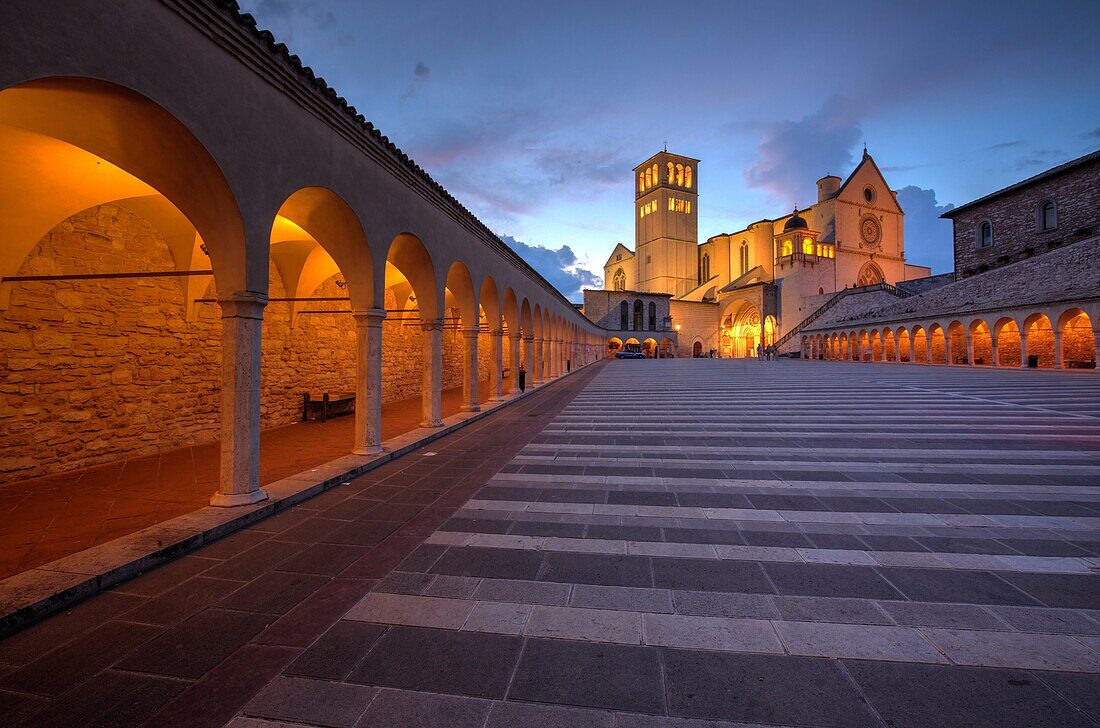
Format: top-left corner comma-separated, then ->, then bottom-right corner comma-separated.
634,150 -> 699,296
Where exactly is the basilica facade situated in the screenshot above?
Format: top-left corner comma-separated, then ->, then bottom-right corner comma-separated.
590,149 -> 933,357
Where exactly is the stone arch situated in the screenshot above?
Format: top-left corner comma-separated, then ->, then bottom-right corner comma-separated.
1057,308 -> 1095,368
1023,311 -> 1054,368
968,318 -> 993,365
895,327 -> 911,362
0,77 -> 249,294
946,320 -> 966,365
870,329 -> 882,361
928,323 -> 947,364
0,76 -> 261,496
642,337 -> 658,357
882,329 -> 895,362
911,325 -> 928,363
994,317 -> 1022,367
856,260 -> 884,288
722,299 -> 761,358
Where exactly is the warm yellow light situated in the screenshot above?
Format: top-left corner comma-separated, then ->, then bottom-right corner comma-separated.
675,324 -> 681,331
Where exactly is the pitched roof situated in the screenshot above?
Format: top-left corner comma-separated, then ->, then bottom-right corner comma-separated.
834,150 -> 904,213
941,149 -> 1100,218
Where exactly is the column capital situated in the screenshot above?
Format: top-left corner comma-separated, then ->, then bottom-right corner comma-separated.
522,334 -> 534,342
461,326 -> 481,337
420,318 -> 445,332
218,291 -> 267,320
489,328 -> 505,337
352,307 -> 387,327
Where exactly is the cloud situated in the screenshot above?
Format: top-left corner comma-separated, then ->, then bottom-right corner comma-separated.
401,60 -> 432,101
744,96 -> 864,207
983,140 -> 1024,150
1083,127 -> 1100,139
896,185 -> 954,275
499,235 -> 601,302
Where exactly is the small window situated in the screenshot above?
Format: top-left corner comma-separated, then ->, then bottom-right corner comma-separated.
1040,201 -> 1057,231
863,186 -> 875,203
979,221 -> 993,248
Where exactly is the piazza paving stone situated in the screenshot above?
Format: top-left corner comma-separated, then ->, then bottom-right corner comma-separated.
7,359 -> 1100,726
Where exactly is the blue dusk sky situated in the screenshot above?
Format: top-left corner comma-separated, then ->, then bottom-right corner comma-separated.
239,0 -> 1100,300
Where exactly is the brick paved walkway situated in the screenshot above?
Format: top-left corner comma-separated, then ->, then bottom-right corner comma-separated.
0,380 -> 490,578
4,359 -> 1100,727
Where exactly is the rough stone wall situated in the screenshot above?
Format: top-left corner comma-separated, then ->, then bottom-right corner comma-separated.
0,205 -> 485,484
0,205 -> 223,481
669,300 -> 718,357
258,274 -> 356,427
582,289 -> 672,332
952,157 -> 1100,279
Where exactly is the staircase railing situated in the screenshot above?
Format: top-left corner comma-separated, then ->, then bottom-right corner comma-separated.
774,282 -> 910,353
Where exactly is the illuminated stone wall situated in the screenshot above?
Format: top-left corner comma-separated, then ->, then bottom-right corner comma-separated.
0,205 -> 485,483
669,300 -> 719,357
0,205 -> 222,480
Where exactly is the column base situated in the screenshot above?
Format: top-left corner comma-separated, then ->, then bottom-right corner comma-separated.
209,488 -> 269,508
507,387 -> 521,396
420,419 -> 444,428
460,405 -> 482,413
489,395 -> 506,402
352,445 -> 384,456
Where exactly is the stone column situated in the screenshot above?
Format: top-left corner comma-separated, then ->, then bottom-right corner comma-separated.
352,308 -> 386,455
991,336 -> 1000,367
489,328 -> 505,400
944,335 -> 953,366
965,333 -> 974,366
1093,329 -> 1100,371
1020,331 -> 1030,369
895,340 -> 903,363
1053,331 -> 1064,369
524,335 -> 536,388
421,319 -> 444,427
509,333 -> 522,394
461,326 -> 480,412
925,336 -> 933,365
536,338 -> 545,384
211,292 -> 268,507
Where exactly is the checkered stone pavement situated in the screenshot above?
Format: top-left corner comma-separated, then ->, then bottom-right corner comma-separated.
298,359 -> 1100,728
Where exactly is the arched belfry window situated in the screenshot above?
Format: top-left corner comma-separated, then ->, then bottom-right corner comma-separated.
740,241 -> 749,276
676,164 -> 684,186
619,300 -> 628,329
979,221 -> 993,248
648,301 -> 657,330
1040,201 -> 1057,231
638,174 -> 644,193
645,167 -> 652,189
652,163 -> 659,187
633,299 -> 644,331
612,268 -> 626,291
667,161 -> 674,184
685,166 -> 693,188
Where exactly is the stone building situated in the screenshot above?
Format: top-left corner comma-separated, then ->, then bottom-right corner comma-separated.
0,0 -> 607,503
592,149 -> 933,357
943,149 -> 1100,279
581,289 -> 676,357
797,150 -> 1100,370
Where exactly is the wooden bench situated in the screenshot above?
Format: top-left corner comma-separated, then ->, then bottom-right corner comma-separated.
302,391 -> 355,423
